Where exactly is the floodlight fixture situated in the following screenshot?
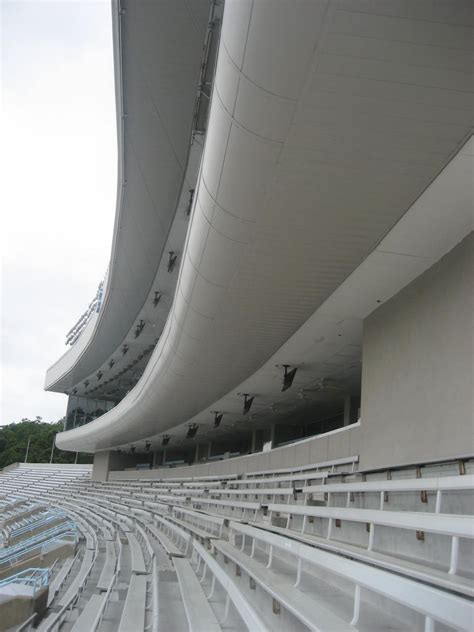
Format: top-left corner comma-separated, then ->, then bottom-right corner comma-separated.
186,423 -> 199,439
238,393 -> 254,415
168,251 -> 178,272
135,320 -> 145,338
212,412 -> 223,428
186,188 -> 195,217
281,364 -> 298,391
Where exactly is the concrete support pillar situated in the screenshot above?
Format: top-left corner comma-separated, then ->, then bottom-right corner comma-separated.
92,450 -> 135,480
207,442 -> 212,459
250,429 -> 257,453
194,443 -> 200,463
343,395 -> 351,427
269,423 -> 276,448
92,451 -> 113,481
344,395 -> 361,426
162,448 -> 167,466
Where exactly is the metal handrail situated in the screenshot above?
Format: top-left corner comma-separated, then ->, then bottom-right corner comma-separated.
15,613 -> 36,632
0,566 -> 50,596
39,534 -> 98,632
0,521 -> 75,558
6,511 -> 67,540
152,557 -> 159,632
0,524 -> 76,569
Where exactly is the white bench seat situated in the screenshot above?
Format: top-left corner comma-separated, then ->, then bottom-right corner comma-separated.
58,548 -> 95,607
174,506 -> 225,537
250,520 -> 474,597
152,493 -> 187,504
230,472 -> 328,487
147,522 -> 185,557
193,540 -> 270,632
97,540 -> 117,590
211,487 -> 295,498
228,521 -> 474,631
126,532 -> 147,574
47,554 -> 77,606
303,474 -> 474,497
118,574 -> 147,632
192,498 -> 260,520
70,593 -> 106,632
214,539 -> 354,632
170,514 -> 216,543
246,456 -> 358,478
267,503 -> 474,538
267,502 -> 473,581
173,557 -> 222,632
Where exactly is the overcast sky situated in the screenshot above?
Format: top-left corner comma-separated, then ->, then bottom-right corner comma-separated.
1,0 -> 117,425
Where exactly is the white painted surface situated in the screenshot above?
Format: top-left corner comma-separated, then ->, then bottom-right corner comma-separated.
55,1 -> 474,453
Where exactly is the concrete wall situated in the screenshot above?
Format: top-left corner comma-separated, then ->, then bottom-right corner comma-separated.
358,233 -> 474,470
92,450 -> 145,480
108,423 -> 361,480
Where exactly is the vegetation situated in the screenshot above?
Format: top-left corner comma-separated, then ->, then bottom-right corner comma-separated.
0,418 -> 93,469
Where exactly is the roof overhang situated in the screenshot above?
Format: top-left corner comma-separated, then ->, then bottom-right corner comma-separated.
45,0 -> 212,393
55,1 -> 474,452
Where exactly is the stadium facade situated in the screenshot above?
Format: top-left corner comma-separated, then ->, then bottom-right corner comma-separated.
1,2 -> 473,630
44,0 -> 473,479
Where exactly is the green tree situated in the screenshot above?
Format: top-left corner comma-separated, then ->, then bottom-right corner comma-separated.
0,419 -> 93,469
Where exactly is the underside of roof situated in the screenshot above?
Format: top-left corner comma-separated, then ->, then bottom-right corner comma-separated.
54,0 -> 474,453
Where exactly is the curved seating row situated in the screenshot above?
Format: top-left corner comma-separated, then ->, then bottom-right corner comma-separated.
1,457 -> 473,631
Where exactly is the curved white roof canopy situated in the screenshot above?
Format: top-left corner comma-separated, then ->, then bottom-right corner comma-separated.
56,0 -> 474,452
45,0 -> 212,393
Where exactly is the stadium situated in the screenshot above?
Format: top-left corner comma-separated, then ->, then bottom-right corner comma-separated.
1,0 -> 473,630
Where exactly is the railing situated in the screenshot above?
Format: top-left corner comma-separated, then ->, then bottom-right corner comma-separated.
0,522 -> 77,568
0,566 -> 51,596
15,613 -> 36,632
39,526 -> 99,631
151,557 -> 159,632
65,277 -> 105,346
6,510 -> 67,543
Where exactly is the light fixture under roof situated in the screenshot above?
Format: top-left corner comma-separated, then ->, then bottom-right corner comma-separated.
212,412 -> 223,428
162,434 -> 170,446
135,320 -> 145,338
168,251 -> 178,272
186,423 -> 199,439
280,364 -> 297,392
238,393 -> 254,415
186,188 -> 195,217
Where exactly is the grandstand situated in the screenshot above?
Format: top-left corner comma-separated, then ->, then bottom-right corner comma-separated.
0,459 -> 473,630
2,0 -> 473,630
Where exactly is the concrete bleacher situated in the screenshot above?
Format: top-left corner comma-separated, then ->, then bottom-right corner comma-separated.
0,456 -> 473,631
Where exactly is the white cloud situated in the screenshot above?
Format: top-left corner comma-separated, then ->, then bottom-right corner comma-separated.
1,0 -> 117,424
